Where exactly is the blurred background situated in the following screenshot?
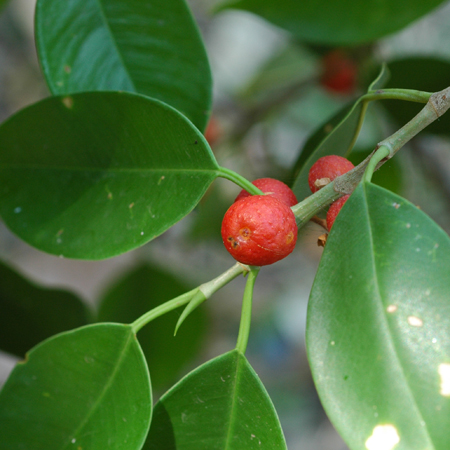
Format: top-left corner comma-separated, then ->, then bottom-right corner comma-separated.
2,1 -> 450,448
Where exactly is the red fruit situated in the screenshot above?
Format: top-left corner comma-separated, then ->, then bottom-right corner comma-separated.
321,50 -> 357,94
308,155 -> 354,193
221,196 -> 298,266
235,178 -> 298,207
326,195 -> 350,231
204,116 -> 222,147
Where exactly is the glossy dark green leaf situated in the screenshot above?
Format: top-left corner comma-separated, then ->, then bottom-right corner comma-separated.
217,0 -> 446,45
0,261 -> 91,357
35,0 -> 212,131
291,65 -> 388,201
383,57 -> 450,135
0,91 -> 219,259
307,183 -> 450,450
97,263 -> 207,391
146,350 -> 287,449
0,323 -> 151,450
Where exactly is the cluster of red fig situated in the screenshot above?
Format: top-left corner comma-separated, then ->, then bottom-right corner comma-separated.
221,155 -> 354,266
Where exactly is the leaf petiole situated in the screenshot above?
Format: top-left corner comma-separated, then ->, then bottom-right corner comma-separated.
217,166 -> 264,195
363,145 -> 390,183
236,267 -> 260,354
363,88 -> 432,104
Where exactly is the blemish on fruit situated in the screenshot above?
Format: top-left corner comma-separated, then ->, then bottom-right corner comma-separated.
240,227 -> 251,239
286,231 -> 294,244
365,424 -> 400,450
406,223 -> 411,228
438,363 -> 450,396
62,96 -> 74,109
407,316 -> 423,327
64,65 -> 72,74
392,202 -> 400,209
386,305 -> 397,313
158,175 -> 165,185
129,203 -> 134,209
308,155 -> 354,193
330,341 -> 335,346
140,231 -> 144,236
14,206 -> 22,213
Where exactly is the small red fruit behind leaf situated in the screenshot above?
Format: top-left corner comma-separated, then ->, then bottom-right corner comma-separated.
321,50 -> 357,94
308,155 -> 354,193
326,195 -> 350,231
204,115 -> 222,147
235,178 -> 298,207
221,196 -> 298,266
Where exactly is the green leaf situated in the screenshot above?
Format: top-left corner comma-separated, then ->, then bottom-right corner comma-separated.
35,0 -> 212,131
0,323 -> 151,450
0,91 -> 219,259
145,350 -> 287,449
383,57 -> 450,136
0,261 -> 91,357
307,183 -> 450,450
291,65 -> 388,201
216,0 -> 447,45
97,263 -> 207,391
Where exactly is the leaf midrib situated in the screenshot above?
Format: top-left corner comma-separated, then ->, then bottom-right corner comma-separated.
94,0 -> 136,92
224,352 -> 243,450
0,164 -> 219,174
363,184 -> 435,449
61,328 -> 135,450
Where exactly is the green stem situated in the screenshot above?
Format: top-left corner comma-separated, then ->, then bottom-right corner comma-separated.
198,262 -> 247,298
131,288 -> 199,333
377,87 -> 450,158
291,181 -> 341,227
218,166 -> 264,196
131,263 -> 250,334
235,267 -> 260,354
291,86 -> 450,224
363,145 -> 390,183
363,88 -> 432,104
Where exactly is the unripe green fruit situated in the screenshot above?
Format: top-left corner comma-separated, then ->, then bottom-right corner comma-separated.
326,195 -> 350,230
308,155 -> 354,193
221,196 -> 298,266
235,178 -> 298,207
